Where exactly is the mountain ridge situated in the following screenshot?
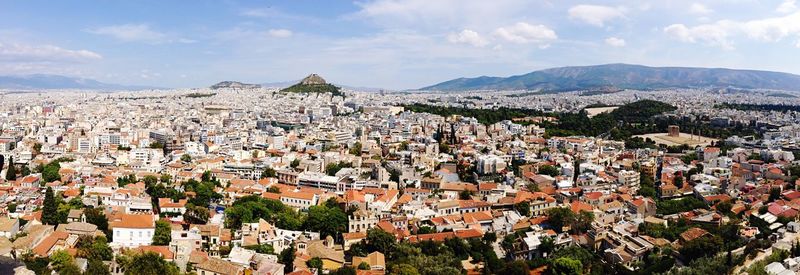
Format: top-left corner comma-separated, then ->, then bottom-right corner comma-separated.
419,63 -> 800,92
0,74 -> 161,90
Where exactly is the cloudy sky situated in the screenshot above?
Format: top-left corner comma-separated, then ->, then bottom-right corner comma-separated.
2,0 -> 800,89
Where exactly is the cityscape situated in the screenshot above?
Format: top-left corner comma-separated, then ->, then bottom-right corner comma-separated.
4,1 -> 800,275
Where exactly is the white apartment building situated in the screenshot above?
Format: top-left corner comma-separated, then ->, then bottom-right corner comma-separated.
111,213 -> 156,248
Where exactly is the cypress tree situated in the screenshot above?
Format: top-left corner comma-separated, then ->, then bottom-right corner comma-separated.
0,155 -> 4,174
5,156 -> 16,181
42,187 -> 58,225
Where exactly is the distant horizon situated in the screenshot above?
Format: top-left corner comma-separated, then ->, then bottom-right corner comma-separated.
3,1 -> 800,89
5,62 -> 800,91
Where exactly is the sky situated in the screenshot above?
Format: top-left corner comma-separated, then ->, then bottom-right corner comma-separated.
2,0 -> 800,90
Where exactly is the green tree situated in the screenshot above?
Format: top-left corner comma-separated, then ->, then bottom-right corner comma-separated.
279,243 -> 296,273
76,235 -> 113,261
514,201 -> 531,217
307,257 -> 323,269
303,198 -> 347,240
365,228 -> 397,256
330,266 -> 357,275
358,262 -> 371,270
5,156 -> 16,181
458,190 -> 474,200
389,264 -> 420,275
551,257 -> 582,275
85,207 -> 110,238
679,235 -> 723,263
121,251 -> 179,275
42,187 -> 59,225
183,206 -> 210,224
152,220 -> 172,245
49,250 -> 75,271
501,260 -> 530,275
538,165 -> 560,177
159,174 -> 172,184
261,167 -> 277,179
349,142 -> 362,155
546,207 -> 576,233
180,154 -> 191,163
86,258 -> 111,275
244,243 -> 275,254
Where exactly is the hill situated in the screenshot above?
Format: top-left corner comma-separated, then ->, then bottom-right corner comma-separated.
419,64 -> 800,92
0,74 -> 159,90
210,81 -> 261,90
280,74 -> 343,96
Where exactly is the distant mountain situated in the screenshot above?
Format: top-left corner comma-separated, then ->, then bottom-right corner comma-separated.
0,74 -> 159,90
420,64 -> 800,92
280,74 -> 344,96
210,81 -> 261,90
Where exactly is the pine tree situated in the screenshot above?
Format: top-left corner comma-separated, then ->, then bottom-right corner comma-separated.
5,156 -> 16,181
42,187 -> 58,225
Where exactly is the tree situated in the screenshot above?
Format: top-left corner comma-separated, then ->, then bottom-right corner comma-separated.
389,264 -> 420,275
769,187 -> 782,202
159,174 -> 172,184
85,207 -> 110,238
76,236 -> 113,261
358,262 -> 371,270
501,234 -> 516,256
279,243 -> 296,273
307,257 -> 323,269
152,220 -> 172,245
303,198 -> 347,240
290,159 -> 301,168
501,260 -> 530,275
183,206 -> 210,224
86,258 -> 111,275
365,228 -> 397,256
679,235 -> 723,263
551,257 -> 582,275
50,250 -> 75,271
458,190 -> 474,200
546,207 -> 576,233
121,251 -> 179,275
261,167 -> 276,179
349,142 -> 362,155
514,201 -> 530,217
42,187 -> 59,225
539,236 -> 555,256
716,201 -> 733,215
538,165 -> 560,177
330,266 -> 357,275
417,226 -> 436,234
244,243 -> 275,254
180,154 -> 191,163
5,156 -> 16,181
0,155 -> 4,176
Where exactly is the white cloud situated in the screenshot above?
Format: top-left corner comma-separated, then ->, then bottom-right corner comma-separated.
493,22 -> 557,47
663,22 -> 735,50
664,11 -> 800,49
352,0 -> 530,30
568,5 -> 625,27
777,0 -> 797,14
604,37 -> 626,47
447,29 -> 488,47
87,24 -> 166,43
689,3 -> 713,15
268,29 -> 293,38
0,42 -> 102,62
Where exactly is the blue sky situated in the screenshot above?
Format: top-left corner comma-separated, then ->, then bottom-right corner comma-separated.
2,0 -> 800,89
